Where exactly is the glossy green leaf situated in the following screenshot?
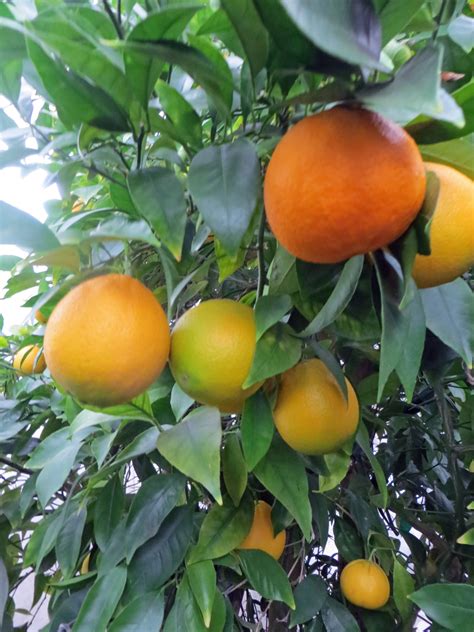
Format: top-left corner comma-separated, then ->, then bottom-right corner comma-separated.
35,439 -> 82,506
108,592 -> 165,632
243,323 -> 302,388
73,566 -> 127,632
241,391 -> 274,471
253,436 -> 312,540
0,558 -> 8,626
170,382 -> 194,421
157,407 -> 222,504
239,550 -> 295,609
421,280 -> 473,368
85,215 -> 161,248
321,597 -> 359,632
189,494 -> 254,563
380,0 -> 426,45
334,519 -> 364,561
128,167 -> 187,260
188,139 -> 261,256
125,473 -> 185,561
393,558 -> 415,622
457,528 -> 474,545
290,574 -> 327,627
319,451 -> 351,493
187,560 -> 216,628
409,583 -> 474,630
56,505 -> 87,578
448,16 -> 474,54
420,135 -> 474,179
0,201 -> 60,252
93,475 -> 125,552
163,575 -> 226,632
113,427 -> 160,467
155,79 -> 203,150
356,423 -> 388,508
254,294 -> 292,340
223,434 -> 247,507
24,510 -> 64,568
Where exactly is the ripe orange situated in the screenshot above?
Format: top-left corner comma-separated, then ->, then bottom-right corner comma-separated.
340,559 -> 390,610
412,162 -> 474,288
238,500 -> 286,560
71,198 -> 84,213
35,310 -> 47,324
169,299 -> 261,413
273,359 -> 359,455
264,106 -> 426,263
13,345 -> 46,375
44,274 -> 170,407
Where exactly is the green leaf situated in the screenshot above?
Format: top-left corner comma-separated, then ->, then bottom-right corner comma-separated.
157,407 -> 222,504
457,528 -> 474,545
0,558 -> 8,626
93,475 -> 124,552
243,323 -> 302,388
113,427 -> 160,467
36,439 -> 82,506
409,583 -> 474,631
448,16 -> 474,54
290,575 -> 327,627
380,0 -> 426,45
125,473 -> 185,561
85,215 -> 161,248
0,200 -> 60,252
223,434 -> 248,507
299,256 -> 364,337
318,451 -> 351,493
334,518 -> 364,562
254,294 -> 292,340
56,505 -> 87,578
393,558 -> 415,622
221,0 -> 269,77
420,135 -> 474,179
239,550 -> 295,609
373,250 -> 426,401
24,510 -> 63,568
310,341 -> 348,402
128,506 -> 194,596
128,167 -> 187,260
253,436 -> 312,541
241,391 -> 274,471
280,0 -> 384,70
163,575 -> 226,632
189,494 -> 254,563
108,593 -> 165,632
321,597 -> 360,632
356,423 -> 388,508
170,382 -> 194,421
359,44 -> 464,127
187,560 -> 216,628
421,280 -> 473,368
73,566 -> 127,632
188,139 -> 261,256
155,79 -> 202,150
0,255 -> 20,270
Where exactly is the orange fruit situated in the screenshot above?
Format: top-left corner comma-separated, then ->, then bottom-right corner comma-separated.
44,274 -> 170,407
340,559 -> 390,610
71,198 -> 84,213
13,345 -> 46,375
412,162 -> 474,288
169,299 -> 261,413
238,500 -> 286,560
35,310 -> 47,324
264,106 -> 426,263
273,359 -> 359,455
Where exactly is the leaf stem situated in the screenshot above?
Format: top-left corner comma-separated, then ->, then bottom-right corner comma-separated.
103,0 -> 123,39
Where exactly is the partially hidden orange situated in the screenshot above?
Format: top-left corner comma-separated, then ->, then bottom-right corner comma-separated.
13,345 -> 46,375
238,500 -> 286,560
264,106 -> 426,263
44,274 -> 170,407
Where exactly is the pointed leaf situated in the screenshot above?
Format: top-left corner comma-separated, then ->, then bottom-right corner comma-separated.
94,475 -> 125,552
239,550 -> 295,609
223,434 -> 248,507
0,201 -> 60,252
255,294 -> 292,340
73,566 -> 127,632
241,391 -> 274,471
108,592 -> 165,632
290,575 -> 328,627
321,597 -> 359,632
393,558 -> 415,622
409,583 -> 474,630
356,423 -> 388,508
187,560 -> 216,628
56,505 -> 87,578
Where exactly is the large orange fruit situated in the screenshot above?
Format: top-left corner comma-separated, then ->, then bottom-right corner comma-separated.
412,162 -> 474,288
264,106 -> 426,263
13,345 -> 46,375
44,274 -> 170,407
273,359 -> 359,455
169,299 -> 261,413
340,559 -> 390,610
238,500 -> 286,560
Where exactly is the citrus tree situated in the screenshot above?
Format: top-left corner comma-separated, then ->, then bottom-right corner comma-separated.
0,1 -> 473,631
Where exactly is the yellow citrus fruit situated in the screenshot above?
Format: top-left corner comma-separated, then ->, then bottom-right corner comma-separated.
169,299 -> 261,413
72,198 -> 84,213
44,274 -> 170,407
13,345 -> 46,375
341,559 -> 390,610
273,359 -> 359,455
264,106 -> 426,263
238,500 -> 286,560
35,310 -> 47,324
412,162 -> 474,288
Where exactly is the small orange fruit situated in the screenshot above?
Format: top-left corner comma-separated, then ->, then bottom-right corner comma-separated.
44,274 -> 170,407
264,106 -> 426,263
13,345 -> 46,375
341,559 -> 390,610
169,299 -> 261,413
35,310 -> 47,324
71,198 -> 84,213
273,359 -> 359,455
412,162 -> 474,288
238,500 -> 286,560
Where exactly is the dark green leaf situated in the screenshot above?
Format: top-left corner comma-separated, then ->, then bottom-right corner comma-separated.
420,135 -> 474,179
56,505 -> 87,578
0,200 -> 60,252
380,0 -> 426,45
108,592 -> 165,632
113,427 -> 160,467
321,597 -> 360,632
93,476 -> 124,552
334,518 -> 364,562
255,294 -> 292,340
290,575 -> 327,627
239,550 -> 295,608
188,139 -> 261,256
0,558 -> 8,625
393,558 -> 415,622
223,434 -> 248,507
310,341 -> 348,402
318,451 -> 351,493
155,79 -> 202,150
253,436 -> 312,540
187,560 -> 216,628
73,566 -> 127,632
128,168 -> 187,261
189,494 -> 254,563
409,583 -> 474,631
157,407 -> 222,504
241,391 -> 274,471
163,575 -> 226,632
356,423 -> 388,508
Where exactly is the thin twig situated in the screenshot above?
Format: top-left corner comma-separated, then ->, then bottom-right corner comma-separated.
103,0 -> 123,39
256,209 -> 267,298
0,457 -> 33,475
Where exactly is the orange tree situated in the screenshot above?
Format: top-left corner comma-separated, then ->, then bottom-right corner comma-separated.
0,1 -> 473,630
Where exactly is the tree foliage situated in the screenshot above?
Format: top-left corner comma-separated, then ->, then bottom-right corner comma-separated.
0,1 -> 473,630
